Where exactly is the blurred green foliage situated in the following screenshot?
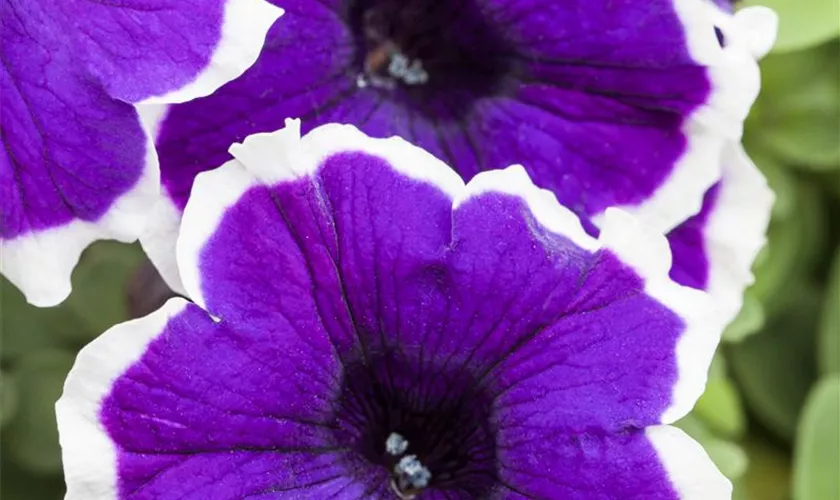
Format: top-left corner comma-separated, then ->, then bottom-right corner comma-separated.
1,242 -> 144,496
1,3 -> 839,499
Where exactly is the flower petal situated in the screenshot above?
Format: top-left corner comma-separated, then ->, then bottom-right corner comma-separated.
0,1 -> 157,305
494,425 -> 729,499
56,0 -> 283,104
453,169 -> 723,429
667,142 -> 773,325
57,298 -> 368,499
143,0 -> 761,283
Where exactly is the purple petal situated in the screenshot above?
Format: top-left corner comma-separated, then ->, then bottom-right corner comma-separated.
496,426 -> 730,499
667,142 -> 773,325
0,0 -> 280,305
57,299 -> 377,499
54,0 -> 282,104
142,0 -> 762,289
0,0 -> 156,306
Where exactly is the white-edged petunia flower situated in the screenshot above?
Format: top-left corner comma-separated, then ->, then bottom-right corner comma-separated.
58,121 -> 731,499
0,0 -> 282,306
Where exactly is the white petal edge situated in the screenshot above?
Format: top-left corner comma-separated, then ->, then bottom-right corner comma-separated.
454,164 -> 598,252
703,142 -> 774,326
138,0 -> 283,105
177,119 -> 466,309
135,103 -> 190,295
0,111 -> 160,307
648,425 -> 733,499
56,297 -> 192,500
140,196 -> 188,295
733,6 -> 779,60
676,0 -> 767,133
598,208 -> 725,424
458,168 -> 725,424
607,0 -> 775,234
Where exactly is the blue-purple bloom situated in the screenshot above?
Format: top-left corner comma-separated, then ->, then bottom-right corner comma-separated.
58,122 -> 731,499
138,0 -> 775,324
0,0 -> 282,306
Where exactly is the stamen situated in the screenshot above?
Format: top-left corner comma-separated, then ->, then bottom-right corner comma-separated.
386,432 -> 409,456
392,455 -> 433,499
387,54 -> 429,86
385,432 -> 432,499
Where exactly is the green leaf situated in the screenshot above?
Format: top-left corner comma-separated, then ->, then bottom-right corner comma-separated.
0,459 -> 65,500
4,350 -> 75,474
743,140 -> 798,221
729,282 -> 822,442
1,369 -> 17,428
675,414 -> 749,481
751,180 -> 828,313
793,376 -> 840,500
741,436 -> 793,500
819,246 -> 840,375
724,292 -> 766,343
750,43 -> 840,170
694,375 -> 748,438
742,0 -> 840,53
0,278 -> 86,361
705,438 -> 750,481
61,241 -> 144,342
820,172 -> 840,201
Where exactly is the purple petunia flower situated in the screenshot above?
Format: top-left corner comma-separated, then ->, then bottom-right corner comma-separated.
137,0 -> 772,300
58,122 -> 731,499
0,0 -> 282,306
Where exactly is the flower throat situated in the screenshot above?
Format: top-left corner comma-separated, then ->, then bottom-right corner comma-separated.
332,352 -> 499,497
347,0 -> 520,112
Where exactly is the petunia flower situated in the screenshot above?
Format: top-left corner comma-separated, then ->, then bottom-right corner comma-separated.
59,122 -> 731,499
139,0 -> 769,294
0,0 -> 282,306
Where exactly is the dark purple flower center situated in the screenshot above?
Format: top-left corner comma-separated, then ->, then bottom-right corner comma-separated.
333,351 -> 499,497
347,0 -> 519,118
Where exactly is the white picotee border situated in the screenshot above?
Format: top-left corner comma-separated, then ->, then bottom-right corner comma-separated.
135,103 -> 193,295
648,425 -> 733,499
604,1 -> 776,234
700,142 -> 774,327
138,0 -> 283,105
597,208 -> 724,424
0,112 -> 160,307
180,121 -> 724,427
56,298 -> 191,500
140,197 -> 188,295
